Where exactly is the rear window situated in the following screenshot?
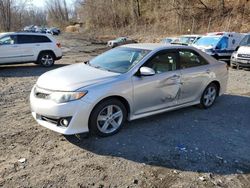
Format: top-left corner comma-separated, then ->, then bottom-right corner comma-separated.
17,35 -> 51,44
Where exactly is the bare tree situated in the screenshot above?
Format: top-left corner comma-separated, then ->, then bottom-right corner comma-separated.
0,0 -> 12,31
46,0 -> 70,26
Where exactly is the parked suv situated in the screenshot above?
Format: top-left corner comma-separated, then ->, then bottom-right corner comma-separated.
0,32 -> 62,67
231,33 -> 250,69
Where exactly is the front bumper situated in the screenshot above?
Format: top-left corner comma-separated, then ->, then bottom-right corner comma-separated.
30,88 -> 93,135
231,59 -> 250,68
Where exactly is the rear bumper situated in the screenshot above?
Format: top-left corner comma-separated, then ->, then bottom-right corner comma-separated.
55,56 -> 62,61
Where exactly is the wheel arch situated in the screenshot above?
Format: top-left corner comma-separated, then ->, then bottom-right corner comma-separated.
208,80 -> 221,96
88,95 -> 131,130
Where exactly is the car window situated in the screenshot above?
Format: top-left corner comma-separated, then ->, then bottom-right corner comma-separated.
17,35 -> 51,44
240,35 -> 250,46
145,51 -> 177,74
216,36 -> 228,49
0,35 -> 16,45
179,50 -> 208,69
32,35 -> 51,43
17,35 -> 32,44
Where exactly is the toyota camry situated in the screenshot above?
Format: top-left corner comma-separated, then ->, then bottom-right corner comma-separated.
30,44 -> 228,136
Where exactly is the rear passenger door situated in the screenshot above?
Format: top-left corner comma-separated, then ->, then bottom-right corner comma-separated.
178,49 -> 211,104
31,35 -> 52,60
17,35 -> 36,62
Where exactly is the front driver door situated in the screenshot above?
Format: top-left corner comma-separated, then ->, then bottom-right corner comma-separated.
0,35 -> 19,64
132,50 -> 182,115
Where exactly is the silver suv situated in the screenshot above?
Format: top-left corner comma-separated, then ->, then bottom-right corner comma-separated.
0,32 -> 62,67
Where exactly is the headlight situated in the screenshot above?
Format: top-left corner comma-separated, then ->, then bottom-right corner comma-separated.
231,51 -> 237,59
49,91 -> 87,103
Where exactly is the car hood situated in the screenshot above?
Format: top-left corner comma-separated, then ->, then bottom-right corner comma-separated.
238,46 -> 250,54
36,63 -> 120,91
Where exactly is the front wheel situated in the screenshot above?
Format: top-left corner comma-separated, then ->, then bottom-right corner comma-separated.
89,99 -> 127,137
200,83 -> 218,109
37,52 -> 55,67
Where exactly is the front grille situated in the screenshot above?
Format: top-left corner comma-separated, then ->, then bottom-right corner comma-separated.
41,116 -> 59,125
238,54 -> 250,59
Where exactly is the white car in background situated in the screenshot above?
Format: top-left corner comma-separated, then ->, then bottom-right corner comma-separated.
231,33 -> 250,69
30,44 -> 228,137
0,32 -> 62,67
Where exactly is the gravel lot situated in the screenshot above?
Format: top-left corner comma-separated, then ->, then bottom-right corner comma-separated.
0,33 -> 250,188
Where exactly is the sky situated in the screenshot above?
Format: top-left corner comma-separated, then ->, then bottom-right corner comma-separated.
31,0 -> 74,8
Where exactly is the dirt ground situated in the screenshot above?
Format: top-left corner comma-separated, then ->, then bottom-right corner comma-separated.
1,33 -> 250,188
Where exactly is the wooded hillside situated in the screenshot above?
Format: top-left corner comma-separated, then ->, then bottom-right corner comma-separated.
78,0 -> 250,36
0,0 -> 249,36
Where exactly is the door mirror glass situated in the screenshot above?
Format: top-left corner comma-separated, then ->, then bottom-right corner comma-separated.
139,67 -> 155,76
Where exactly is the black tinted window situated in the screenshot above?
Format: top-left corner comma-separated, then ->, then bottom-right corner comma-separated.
145,51 -> 177,73
17,35 -> 51,44
17,35 -> 32,44
32,35 -> 51,43
179,50 -> 208,69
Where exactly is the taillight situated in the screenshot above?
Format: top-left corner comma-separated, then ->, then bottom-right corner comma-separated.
56,43 -> 61,48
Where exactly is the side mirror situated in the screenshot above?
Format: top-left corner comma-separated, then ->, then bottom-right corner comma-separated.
139,67 -> 155,76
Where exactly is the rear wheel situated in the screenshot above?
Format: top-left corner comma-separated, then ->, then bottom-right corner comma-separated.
89,99 -> 127,137
37,52 -> 55,67
200,83 -> 218,109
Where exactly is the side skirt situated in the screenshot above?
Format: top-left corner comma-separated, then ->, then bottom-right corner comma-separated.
128,101 -> 200,121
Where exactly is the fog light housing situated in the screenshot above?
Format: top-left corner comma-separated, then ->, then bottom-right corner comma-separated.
58,117 -> 72,127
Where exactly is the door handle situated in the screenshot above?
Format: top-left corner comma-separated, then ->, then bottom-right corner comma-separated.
206,69 -> 211,74
35,44 -> 40,46
11,45 -> 19,48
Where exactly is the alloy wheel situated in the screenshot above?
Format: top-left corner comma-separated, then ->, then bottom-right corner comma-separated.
97,105 -> 123,134
41,54 -> 54,66
203,85 -> 217,107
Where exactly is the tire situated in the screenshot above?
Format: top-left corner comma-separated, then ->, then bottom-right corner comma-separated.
89,99 -> 127,137
37,52 -> 55,67
231,65 -> 237,69
200,83 -> 218,109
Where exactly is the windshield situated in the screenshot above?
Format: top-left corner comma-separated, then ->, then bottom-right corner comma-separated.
89,47 -> 150,73
240,35 -> 250,46
195,36 -> 221,47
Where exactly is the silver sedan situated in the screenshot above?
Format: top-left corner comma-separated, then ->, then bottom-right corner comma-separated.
30,44 -> 228,136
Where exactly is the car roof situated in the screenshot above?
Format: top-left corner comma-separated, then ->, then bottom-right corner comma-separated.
122,43 -> 198,51
0,32 -> 14,36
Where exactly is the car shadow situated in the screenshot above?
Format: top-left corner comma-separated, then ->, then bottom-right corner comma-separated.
0,63 -> 69,78
66,94 -> 250,175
